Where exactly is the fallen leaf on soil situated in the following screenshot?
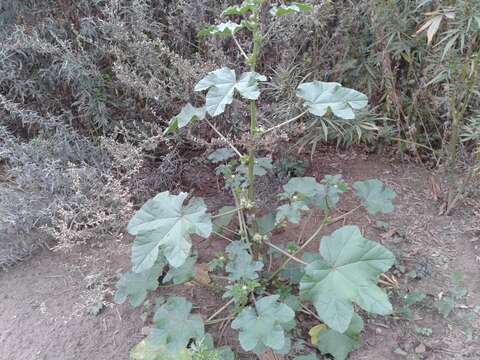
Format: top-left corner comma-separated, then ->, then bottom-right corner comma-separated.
309,324 -> 328,345
194,263 -> 211,286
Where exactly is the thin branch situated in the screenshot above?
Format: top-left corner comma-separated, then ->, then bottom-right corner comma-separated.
233,192 -> 253,253
215,224 -> 240,236
268,205 -> 363,282
205,118 -> 242,157
262,111 -> 308,135
300,304 -> 321,321
205,316 -> 235,326
211,207 -> 243,219
232,35 -> 249,61
391,137 -> 436,153
265,241 -> 307,265
212,230 -> 234,242
206,298 -> 235,322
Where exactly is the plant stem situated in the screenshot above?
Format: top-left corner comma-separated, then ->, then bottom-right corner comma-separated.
446,56 -> 478,208
268,205 -> 362,282
262,110 -> 308,135
212,230 -> 234,242
265,241 -> 307,265
205,118 -> 242,157
211,207 -> 243,219
205,316 -> 235,326
206,298 -> 235,322
233,35 -> 249,60
245,3 -> 264,234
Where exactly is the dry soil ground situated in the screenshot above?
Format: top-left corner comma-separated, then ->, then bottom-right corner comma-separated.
1,149 -> 479,360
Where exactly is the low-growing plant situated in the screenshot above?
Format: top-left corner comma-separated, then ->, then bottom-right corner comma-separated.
116,2 -> 398,359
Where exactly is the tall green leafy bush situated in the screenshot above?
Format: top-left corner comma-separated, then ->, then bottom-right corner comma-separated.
116,2 -> 398,359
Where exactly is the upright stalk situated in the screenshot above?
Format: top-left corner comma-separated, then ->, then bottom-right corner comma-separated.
246,2 -> 264,234
446,56 -> 478,208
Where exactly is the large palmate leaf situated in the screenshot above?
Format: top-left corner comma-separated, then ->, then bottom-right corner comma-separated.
296,81 -> 368,120
255,212 -> 276,235
148,297 -> 205,354
194,67 -> 266,116
283,177 -> 324,197
270,2 -> 313,16
353,179 -> 396,215
300,225 -> 395,333
276,201 -> 309,224
320,175 -> 348,209
223,280 -> 261,306
226,241 -> 263,281
192,334 -> 235,360
315,314 -> 363,360
207,148 -> 236,163
231,295 -> 296,354
212,205 -> 236,233
115,259 -> 166,307
280,176 -> 345,211
130,334 -> 234,360
198,21 -> 244,37
238,157 -> 273,176
130,339 -> 191,360
223,0 -> 257,16
165,104 -> 205,134
295,355 -> 319,360
129,192 -> 212,272
236,72 -> 268,100
163,256 -> 197,285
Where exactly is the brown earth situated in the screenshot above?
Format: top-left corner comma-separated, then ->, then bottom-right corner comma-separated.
1,149 -> 479,360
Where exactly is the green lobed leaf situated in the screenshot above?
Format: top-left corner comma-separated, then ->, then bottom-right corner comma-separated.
198,21 -> 243,37
315,314 -> 364,360
283,177 -> 324,197
434,297 -> 455,318
212,205 -> 236,233
207,252 -> 226,272
236,72 -> 268,100
191,334 -> 235,360
353,179 -> 396,215
223,0 -> 257,16
300,225 -> 395,333
270,3 -> 313,17
130,339 -> 191,360
231,295 -> 296,354
296,81 -> 368,120
226,241 -> 264,281
255,212 -> 276,235
223,281 -> 261,306
283,294 -> 301,312
238,157 -> 272,176
281,176 -> 345,211
129,192 -> 212,272
194,67 -> 266,116
280,261 -> 305,285
130,334 -> 233,360
207,148 -> 236,163
148,297 -> 205,354
276,201 -> 309,224
164,104 -> 205,134
320,175 -> 348,209
404,291 -> 426,306
163,256 -> 197,285
295,355 -> 319,360
115,259 -> 166,307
